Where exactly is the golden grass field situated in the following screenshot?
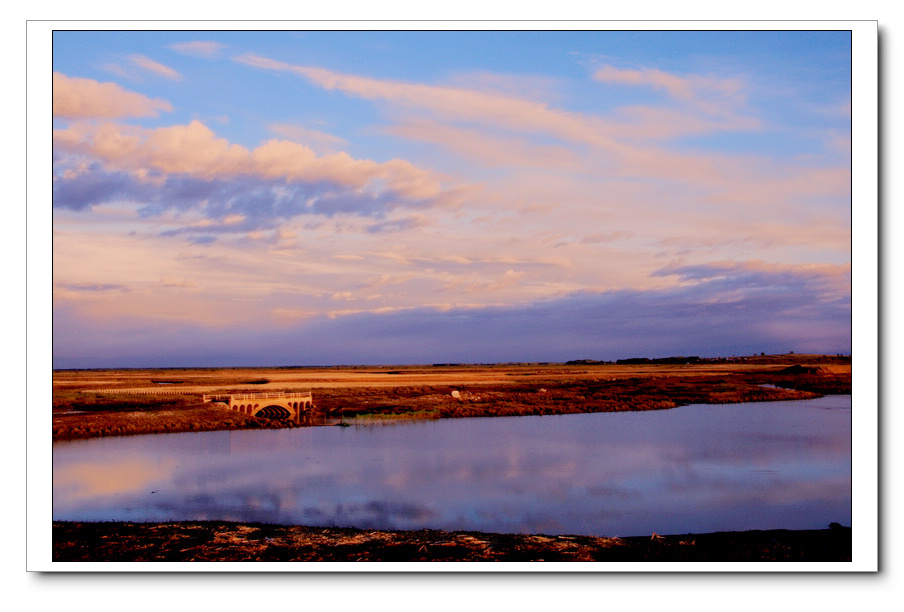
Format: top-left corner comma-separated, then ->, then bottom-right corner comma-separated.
53,353 -> 851,391
52,354 -> 850,440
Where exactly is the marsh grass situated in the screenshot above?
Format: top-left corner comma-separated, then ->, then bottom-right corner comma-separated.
52,357 -> 850,440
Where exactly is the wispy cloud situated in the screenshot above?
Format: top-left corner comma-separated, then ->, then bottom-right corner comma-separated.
52,72 -> 172,119
385,118 -> 580,169
234,53 -> 621,150
366,214 -> 431,234
592,64 -> 747,114
160,277 -> 200,289
168,40 -> 226,58
55,282 -> 130,293
130,55 -> 182,80
267,123 -> 348,153
652,259 -> 851,300
232,53 -> 776,188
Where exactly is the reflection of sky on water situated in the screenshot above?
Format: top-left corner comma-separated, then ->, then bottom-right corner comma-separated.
53,396 -> 851,537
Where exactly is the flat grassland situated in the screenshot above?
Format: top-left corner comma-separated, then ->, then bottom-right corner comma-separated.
53,353 -> 850,440
51,354 -> 852,563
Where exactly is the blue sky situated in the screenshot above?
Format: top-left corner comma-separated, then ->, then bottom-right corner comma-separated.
51,29 -> 853,368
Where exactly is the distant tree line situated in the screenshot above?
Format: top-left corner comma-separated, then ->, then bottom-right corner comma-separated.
617,356 -> 702,365
566,356 -> 702,365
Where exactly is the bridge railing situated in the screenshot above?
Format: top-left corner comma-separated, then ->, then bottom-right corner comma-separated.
202,394 -> 232,403
203,391 -> 313,403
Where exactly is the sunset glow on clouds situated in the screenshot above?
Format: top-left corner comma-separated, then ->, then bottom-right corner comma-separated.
51,30 -> 853,367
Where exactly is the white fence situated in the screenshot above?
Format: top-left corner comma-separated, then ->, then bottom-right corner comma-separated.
203,391 -> 313,403
82,388 -> 313,400
83,388 -> 196,395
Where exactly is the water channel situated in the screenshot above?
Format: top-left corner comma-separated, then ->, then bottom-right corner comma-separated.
52,395 -> 851,537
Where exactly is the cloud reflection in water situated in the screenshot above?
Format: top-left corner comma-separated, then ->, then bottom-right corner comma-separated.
53,396 -> 851,536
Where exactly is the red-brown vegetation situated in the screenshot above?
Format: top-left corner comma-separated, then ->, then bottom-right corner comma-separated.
52,521 -> 852,563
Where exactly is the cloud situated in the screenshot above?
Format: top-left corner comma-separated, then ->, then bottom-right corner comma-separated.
50,37 -> 853,373
129,55 -> 182,80
267,123 -> 348,153
386,118 -> 580,169
52,258 -> 851,369
234,53 -> 622,150
605,105 -> 761,141
52,72 -> 173,119
52,164 -> 144,211
53,119 -> 457,229
232,54 -> 779,188
53,168 -> 425,233
55,282 -> 130,293
52,119 -> 444,198
651,260 -> 851,305
366,214 -> 431,234
464,269 -> 526,294
592,64 -> 747,115
581,231 -> 633,244
168,41 -> 226,58
236,54 -> 760,149
160,277 -> 200,288
228,54 -> 844,259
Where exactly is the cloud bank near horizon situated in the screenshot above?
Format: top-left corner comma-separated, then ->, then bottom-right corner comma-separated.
52,260 -> 850,369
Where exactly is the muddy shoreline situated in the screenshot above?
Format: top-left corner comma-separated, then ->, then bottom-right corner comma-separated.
52,521 -> 852,563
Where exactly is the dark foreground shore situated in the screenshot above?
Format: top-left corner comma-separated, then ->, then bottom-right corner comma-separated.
52,521 -> 852,563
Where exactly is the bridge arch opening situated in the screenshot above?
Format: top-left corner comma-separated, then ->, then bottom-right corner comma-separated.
258,405 -> 292,419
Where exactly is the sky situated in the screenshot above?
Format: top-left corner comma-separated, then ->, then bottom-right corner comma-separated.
50,29 -> 853,368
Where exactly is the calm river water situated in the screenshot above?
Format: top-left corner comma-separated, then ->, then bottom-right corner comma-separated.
53,395 -> 851,537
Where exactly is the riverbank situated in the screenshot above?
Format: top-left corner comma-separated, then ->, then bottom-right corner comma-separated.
52,355 -> 851,441
52,521 -> 852,562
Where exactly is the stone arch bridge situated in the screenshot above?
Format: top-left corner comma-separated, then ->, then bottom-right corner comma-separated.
203,391 -> 314,420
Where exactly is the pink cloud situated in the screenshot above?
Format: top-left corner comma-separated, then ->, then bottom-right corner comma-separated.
593,64 -> 747,115
130,55 -> 182,80
386,118 -> 580,169
234,54 -> 622,151
232,54 -> 773,187
168,41 -> 226,58
54,119 -> 448,200
608,105 -> 761,140
268,123 -> 348,153
52,72 -> 173,119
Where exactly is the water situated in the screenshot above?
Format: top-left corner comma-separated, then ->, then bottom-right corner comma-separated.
52,395 -> 851,537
